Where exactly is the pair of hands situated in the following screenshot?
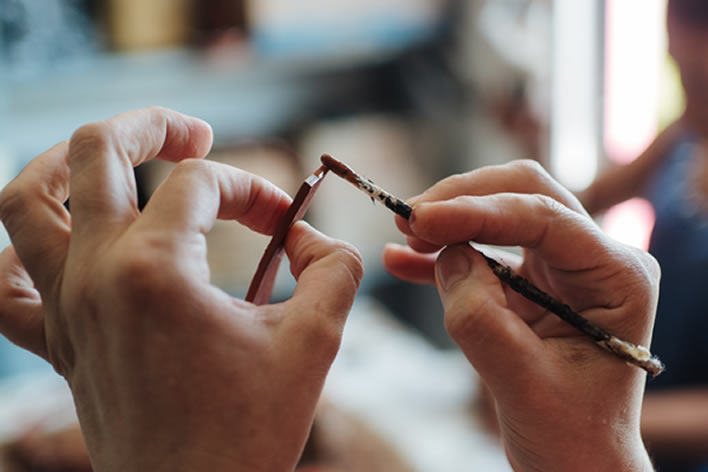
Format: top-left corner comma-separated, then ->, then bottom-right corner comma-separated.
0,107 -> 658,471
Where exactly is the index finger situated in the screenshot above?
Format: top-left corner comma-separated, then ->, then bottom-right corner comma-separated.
130,159 -> 294,286
68,107 -> 213,245
0,142 -> 71,296
412,160 -> 585,213
138,159 -> 293,237
410,192 -> 607,272
397,160 -> 587,248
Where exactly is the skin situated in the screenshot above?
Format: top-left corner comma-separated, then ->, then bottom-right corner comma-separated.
383,160 -> 658,471
0,107 -> 364,472
0,106 -> 659,470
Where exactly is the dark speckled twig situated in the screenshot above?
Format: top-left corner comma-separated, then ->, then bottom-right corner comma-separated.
321,153 -> 664,377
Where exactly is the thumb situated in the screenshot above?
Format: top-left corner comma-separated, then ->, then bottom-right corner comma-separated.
0,246 -> 48,360
436,244 -> 540,384
281,222 -> 364,359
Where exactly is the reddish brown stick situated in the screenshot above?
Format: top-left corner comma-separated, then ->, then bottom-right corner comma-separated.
246,166 -> 328,305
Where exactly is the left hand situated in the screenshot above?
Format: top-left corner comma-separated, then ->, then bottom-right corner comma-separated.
0,107 -> 364,472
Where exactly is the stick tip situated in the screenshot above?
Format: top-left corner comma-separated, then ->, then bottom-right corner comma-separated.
320,153 -> 344,173
320,153 -> 357,183
604,337 -> 665,377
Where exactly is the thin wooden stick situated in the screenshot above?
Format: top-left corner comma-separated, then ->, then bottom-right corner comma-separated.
246,165 -> 329,305
321,153 -> 665,377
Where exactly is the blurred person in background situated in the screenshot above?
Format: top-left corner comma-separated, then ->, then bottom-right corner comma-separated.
578,0 -> 708,470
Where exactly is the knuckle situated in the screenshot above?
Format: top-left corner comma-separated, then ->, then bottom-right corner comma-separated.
114,253 -> 155,285
599,242 -> 662,336
445,312 -> 478,347
442,270 -> 508,349
332,241 -> 365,287
512,160 -> 585,212
640,250 -> 661,284
172,158 -> 210,178
444,296 -> 487,342
45,330 -> 75,380
626,246 -> 662,311
69,122 -> 114,162
531,193 -> 566,217
509,159 -> 548,180
109,250 -> 171,302
0,182 -> 26,225
316,241 -> 365,293
305,313 -> 343,360
508,160 -> 556,194
291,233 -> 365,284
441,172 -> 469,190
170,159 -> 217,191
145,105 -> 170,115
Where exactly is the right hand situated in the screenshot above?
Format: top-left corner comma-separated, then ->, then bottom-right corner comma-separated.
384,160 -> 659,471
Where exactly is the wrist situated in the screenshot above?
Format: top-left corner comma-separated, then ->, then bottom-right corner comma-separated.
509,434 -> 653,472
509,448 -> 653,472
502,407 -> 653,472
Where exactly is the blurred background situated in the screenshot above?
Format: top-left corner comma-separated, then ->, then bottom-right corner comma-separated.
0,0 -> 691,471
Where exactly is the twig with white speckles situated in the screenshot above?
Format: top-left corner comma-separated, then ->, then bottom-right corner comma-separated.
321,153 -> 664,377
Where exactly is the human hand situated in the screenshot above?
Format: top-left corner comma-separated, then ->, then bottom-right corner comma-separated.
383,160 -> 657,471
0,107 -> 364,472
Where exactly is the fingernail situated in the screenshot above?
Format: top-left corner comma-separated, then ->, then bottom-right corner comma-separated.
409,201 -> 428,228
437,248 -> 471,292
408,206 -> 417,226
